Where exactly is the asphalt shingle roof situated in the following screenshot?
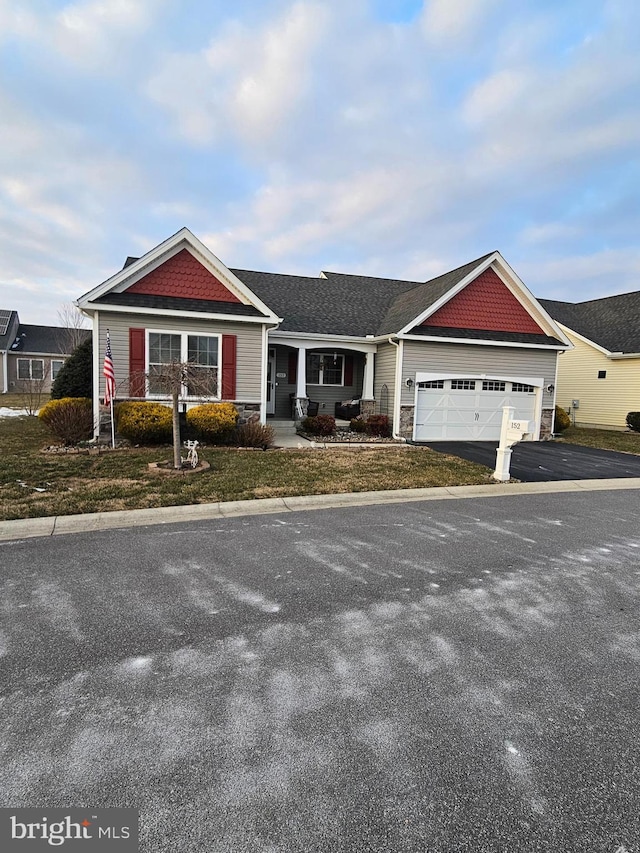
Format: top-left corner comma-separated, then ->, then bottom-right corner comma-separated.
8,324 -> 90,355
539,293 -> 640,354
96,292 -> 266,317
231,253 -> 495,336
0,310 -> 19,349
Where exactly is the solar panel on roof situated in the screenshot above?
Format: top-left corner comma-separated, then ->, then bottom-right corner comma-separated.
0,311 -> 12,336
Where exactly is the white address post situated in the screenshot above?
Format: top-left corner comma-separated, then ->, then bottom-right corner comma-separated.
493,406 -> 531,482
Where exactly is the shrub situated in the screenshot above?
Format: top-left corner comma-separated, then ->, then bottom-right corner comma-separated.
38,397 -> 93,445
349,417 -> 367,433
553,405 -> 571,433
301,414 -> 336,436
626,412 -> 640,432
116,401 -> 172,444
186,402 -> 239,443
365,414 -> 392,438
51,338 -> 93,399
234,421 -> 275,448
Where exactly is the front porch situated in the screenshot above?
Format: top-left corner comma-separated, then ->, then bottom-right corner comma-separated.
266,340 -> 377,421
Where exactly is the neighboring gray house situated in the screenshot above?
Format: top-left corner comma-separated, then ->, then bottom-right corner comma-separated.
0,310 -> 90,394
76,227 -> 571,441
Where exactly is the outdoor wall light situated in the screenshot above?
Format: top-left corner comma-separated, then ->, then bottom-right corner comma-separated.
405,378 -> 414,388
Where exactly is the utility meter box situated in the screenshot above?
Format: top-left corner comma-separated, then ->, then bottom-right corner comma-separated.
571,399 -> 580,408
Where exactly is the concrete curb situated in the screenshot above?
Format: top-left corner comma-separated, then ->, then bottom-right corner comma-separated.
2,477 -> 640,542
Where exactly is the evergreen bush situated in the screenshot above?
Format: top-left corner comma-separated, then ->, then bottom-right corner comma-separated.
116,401 -> 172,444
51,338 -> 93,399
186,402 -> 239,443
365,414 -> 392,437
626,412 -> 640,432
554,405 -> 571,432
301,414 -> 336,436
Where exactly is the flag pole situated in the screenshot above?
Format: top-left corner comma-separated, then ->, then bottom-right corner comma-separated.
103,328 -> 117,449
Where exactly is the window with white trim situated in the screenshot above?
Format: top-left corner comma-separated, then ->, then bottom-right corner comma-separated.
51,359 -> 64,380
482,380 -> 506,391
451,379 -> 476,390
512,382 -> 535,393
17,358 -> 44,380
418,380 -> 445,389
147,331 -> 220,398
307,353 -> 344,386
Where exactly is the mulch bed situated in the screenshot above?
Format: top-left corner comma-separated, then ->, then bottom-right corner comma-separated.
297,429 -> 398,444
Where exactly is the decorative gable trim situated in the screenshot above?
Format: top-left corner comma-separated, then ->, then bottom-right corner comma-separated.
398,251 -> 571,347
126,248 -> 242,303
77,227 -> 281,323
422,268 -> 545,335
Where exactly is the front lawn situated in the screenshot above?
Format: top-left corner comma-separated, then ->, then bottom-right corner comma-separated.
558,426 -> 640,454
0,416 -> 493,521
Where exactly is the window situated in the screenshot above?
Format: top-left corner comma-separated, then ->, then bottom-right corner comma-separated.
451,379 -> 476,390
597,370 -> 607,379
419,380 -> 444,389
147,331 -> 220,397
17,358 -> 44,381
51,359 -> 64,380
512,382 -> 535,393
482,380 -> 506,391
187,335 -> 218,396
307,353 -> 344,386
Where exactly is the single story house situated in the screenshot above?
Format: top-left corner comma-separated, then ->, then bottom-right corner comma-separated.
76,228 -> 571,441
540,293 -> 640,429
0,310 -> 89,395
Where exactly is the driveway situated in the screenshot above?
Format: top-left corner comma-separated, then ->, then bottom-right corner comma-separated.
1,490 -> 639,851
426,439 -> 640,481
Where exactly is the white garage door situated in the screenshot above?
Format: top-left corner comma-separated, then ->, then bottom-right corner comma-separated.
415,378 -> 538,441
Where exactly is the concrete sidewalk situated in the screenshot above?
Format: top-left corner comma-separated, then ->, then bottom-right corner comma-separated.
2,477 -> 640,542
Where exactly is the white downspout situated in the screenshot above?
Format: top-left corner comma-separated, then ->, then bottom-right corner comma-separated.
1,351 -> 7,394
388,337 -> 404,440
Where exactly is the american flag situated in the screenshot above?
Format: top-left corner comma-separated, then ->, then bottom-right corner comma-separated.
103,330 -> 116,405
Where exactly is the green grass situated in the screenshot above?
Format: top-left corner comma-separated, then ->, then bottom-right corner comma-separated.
557,426 -> 640,454
0,416 -> 493,521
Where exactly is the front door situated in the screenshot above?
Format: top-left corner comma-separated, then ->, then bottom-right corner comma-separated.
266,348 -> 276,415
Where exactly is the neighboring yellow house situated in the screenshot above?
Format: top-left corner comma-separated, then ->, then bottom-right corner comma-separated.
540,295 -> 640,430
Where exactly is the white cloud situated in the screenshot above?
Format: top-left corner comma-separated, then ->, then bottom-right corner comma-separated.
145,2 -> 329,147
420,0 -> 501,43
52,0 -> 162,67
518,248 -> 640,301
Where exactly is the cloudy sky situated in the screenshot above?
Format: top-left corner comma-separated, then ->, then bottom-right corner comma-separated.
1,0 -> 639,326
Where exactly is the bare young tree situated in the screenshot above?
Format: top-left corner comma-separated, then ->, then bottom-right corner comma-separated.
56,304 -> 90,355
122,361 -> 218,469
17,375 -> 48,415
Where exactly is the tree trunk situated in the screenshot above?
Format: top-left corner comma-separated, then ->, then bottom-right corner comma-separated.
172,390 -> 182,469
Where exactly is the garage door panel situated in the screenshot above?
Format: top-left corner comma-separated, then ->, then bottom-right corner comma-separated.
415,378 -> 537,442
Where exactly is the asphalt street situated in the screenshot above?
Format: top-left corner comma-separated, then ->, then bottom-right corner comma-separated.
427,440 -> 640,482
1,490 -> 639,852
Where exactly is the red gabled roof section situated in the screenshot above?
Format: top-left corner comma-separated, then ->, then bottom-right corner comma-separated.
421,268 -> 545,334
126,248 -> 242,303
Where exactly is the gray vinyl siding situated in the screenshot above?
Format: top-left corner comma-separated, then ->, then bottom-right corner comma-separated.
272,345 -> 364,418
97,312 -> 264,401
374,342 -> 397,417
400,341 -> 558,408
7,353 -> 64,394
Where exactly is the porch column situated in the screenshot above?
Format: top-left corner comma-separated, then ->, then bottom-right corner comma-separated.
296,346 -> 307,399
294,346 -> 308,418
362,350 -> 375,400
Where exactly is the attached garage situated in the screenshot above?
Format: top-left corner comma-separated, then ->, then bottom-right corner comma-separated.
413,373 -> 543,442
